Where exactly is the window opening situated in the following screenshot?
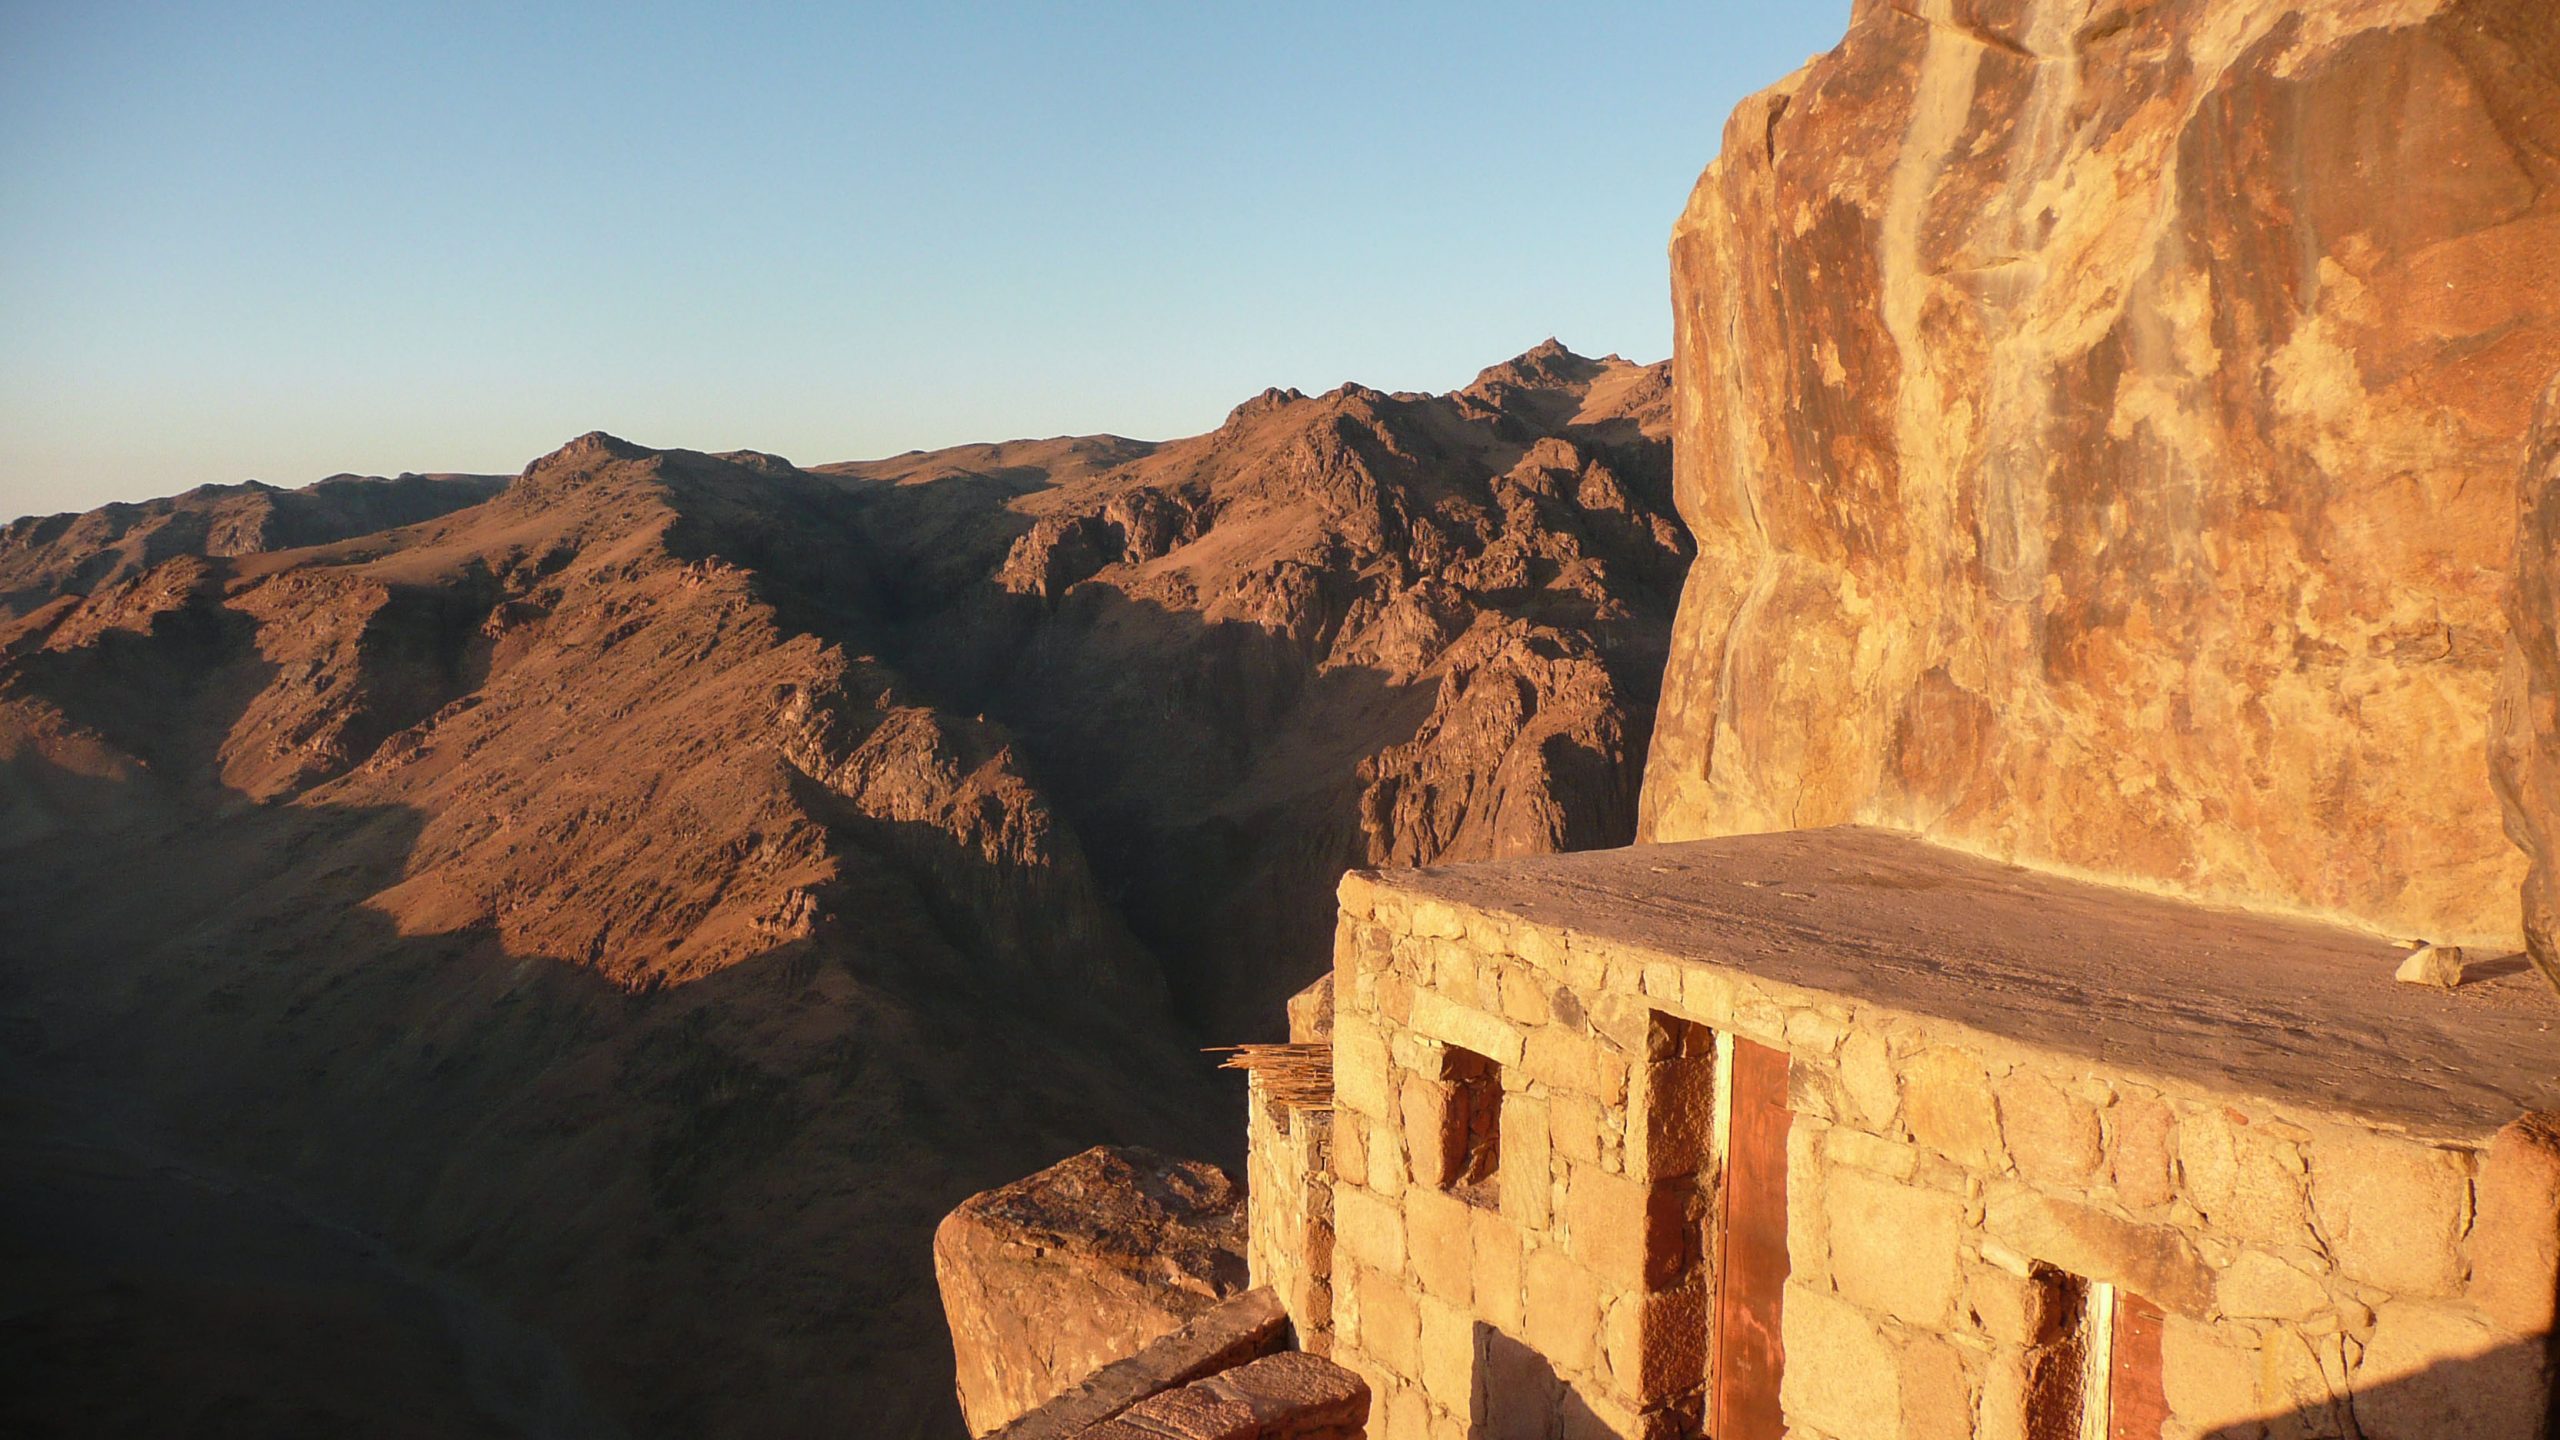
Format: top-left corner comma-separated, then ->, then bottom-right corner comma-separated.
1442,1044 -> 1501,1208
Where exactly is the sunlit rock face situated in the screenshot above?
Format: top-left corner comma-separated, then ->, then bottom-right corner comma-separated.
2495,377 -> 2560,992
1642,0 -> 2560,948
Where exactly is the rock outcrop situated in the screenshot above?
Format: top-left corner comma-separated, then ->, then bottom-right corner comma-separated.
934,1147 -> 1248,1435
1075,1351 -> 1370,1440
1643,0 -> 2560,951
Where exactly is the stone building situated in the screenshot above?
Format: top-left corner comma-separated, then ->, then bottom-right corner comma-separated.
1247,828 -> 2559,1439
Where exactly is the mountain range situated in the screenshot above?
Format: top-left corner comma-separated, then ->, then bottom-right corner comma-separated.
0,342 -> 1680,1438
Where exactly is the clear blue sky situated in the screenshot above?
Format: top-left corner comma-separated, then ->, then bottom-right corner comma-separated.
0,2 -> 1848,519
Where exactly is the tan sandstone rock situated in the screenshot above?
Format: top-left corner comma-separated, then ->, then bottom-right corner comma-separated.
1287,973 -> 1335,1044
935,1146 -> 1248,1435
2307,1137 -> 2472,1299
1641,0 -> 2560,955
1780,1284 -> 1902,1440
1086,1350 -> 1370,1440
2468,1111 -> 2560,1335
1983,1190 -> 2215,1319
2497,374 -> 2560,995
2393,943 -> 2468,990
1826,1168 -> 1966,1326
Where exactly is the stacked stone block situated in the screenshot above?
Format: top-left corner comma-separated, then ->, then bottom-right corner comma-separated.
1248,1067 -> 1338,1356
1296,868 -> 2560,1440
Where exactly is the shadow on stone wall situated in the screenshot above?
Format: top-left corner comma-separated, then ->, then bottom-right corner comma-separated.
2198,1329 -> 2558,1438
1462,1319 -> 2556,1439
1470,1326 -> 1615,1440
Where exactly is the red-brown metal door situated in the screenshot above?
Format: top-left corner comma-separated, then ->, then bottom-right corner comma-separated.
1714,1038 -> 1791,1440
2109,1291 -> 2168,1440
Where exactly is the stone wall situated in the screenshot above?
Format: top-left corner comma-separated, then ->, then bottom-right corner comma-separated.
1641,0 -> 2560,952
1314,870 -> 2560,1440
1248,1067 -> 1338,1356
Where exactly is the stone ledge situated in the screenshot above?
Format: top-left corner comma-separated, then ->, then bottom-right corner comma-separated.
1084,1351 -> 1369,1440
1339,826 -> 2560,1142
990,1289 -> 1289,1440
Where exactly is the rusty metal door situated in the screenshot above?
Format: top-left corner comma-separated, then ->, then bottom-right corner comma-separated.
2109,1291 -> 2168,1440
1713,1037 -> 1791,1440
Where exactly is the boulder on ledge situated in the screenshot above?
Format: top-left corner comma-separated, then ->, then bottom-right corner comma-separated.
936,1145 -> 1249,1435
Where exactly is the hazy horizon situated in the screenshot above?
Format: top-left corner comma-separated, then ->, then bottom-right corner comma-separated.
1,1 -> 1847,520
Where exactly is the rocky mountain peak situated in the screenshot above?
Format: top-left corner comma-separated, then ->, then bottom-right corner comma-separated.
1225,386 -> 1308,425
516,430 -> 656,485
1463,337 -> 1609,397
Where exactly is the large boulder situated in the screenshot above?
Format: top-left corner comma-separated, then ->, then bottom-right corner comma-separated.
1641,0 -> 2560,951
934,1146 -> 1248,1435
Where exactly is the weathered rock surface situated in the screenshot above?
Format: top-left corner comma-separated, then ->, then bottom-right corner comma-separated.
835,342 -> 1687,1033
2495,374 -> 2560,993
1285,974 -> 1334,1044
935,1146 -> 1248,1435
988,1289 -> 1289,1440
1643,0 -> 2560,952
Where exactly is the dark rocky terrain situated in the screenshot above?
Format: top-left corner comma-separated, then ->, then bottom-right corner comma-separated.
0,343 -> 1681,1438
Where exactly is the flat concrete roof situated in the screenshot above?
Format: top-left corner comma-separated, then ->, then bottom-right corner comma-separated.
1357,826 -> 2559,1143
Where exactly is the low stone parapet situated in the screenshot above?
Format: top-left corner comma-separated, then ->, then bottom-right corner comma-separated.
1230,1044 -> 1336,1355
1076,1351 -> 1369,1440
989,1288 -> 1288,1440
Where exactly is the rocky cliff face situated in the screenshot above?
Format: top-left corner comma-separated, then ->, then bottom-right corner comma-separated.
2495,376 -> 2560,994
1643,0 -> 2560,949
0,344 -> 1678,1438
